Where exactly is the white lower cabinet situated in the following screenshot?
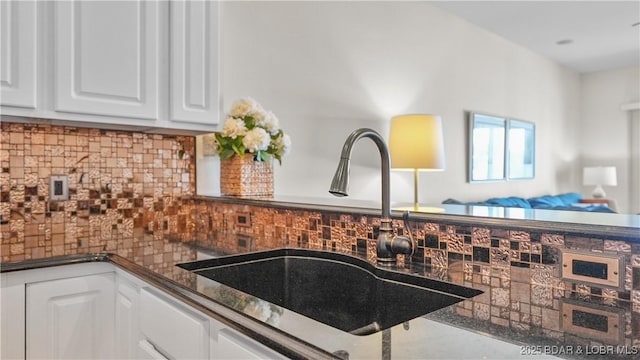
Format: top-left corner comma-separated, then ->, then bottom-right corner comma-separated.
211,325 -> 286,360
140,288 -> 210,359
0,277 -> 26,360
0,263 -> 288,360
115,274 -> 141,359
137,339 -> 170,360
26,272 -> 116,359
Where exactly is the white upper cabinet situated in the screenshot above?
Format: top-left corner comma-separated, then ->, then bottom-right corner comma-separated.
0,0 -> 38,109
54,0 -> 161,120
0,0 -> 219,133
170,0 -> 220,125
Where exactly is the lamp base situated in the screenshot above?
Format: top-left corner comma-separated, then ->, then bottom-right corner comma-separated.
591,185 -> 606,199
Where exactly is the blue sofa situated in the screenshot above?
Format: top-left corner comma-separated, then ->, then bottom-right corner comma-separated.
442,192 -> 615,213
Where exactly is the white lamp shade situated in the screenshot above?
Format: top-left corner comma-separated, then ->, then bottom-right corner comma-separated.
583,166 -> 617,186
389,114 -> 446,170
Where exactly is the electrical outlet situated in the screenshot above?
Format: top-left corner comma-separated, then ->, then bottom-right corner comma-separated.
50,175 -> 69,201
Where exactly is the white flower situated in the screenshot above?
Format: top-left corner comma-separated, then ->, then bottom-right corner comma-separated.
217,98 -> 291,162
275,133 -> 292,156
252,107 -> 266,124
202,133 -> 219,155
259,111 -> 280,134
229,97 -> 260,118
221,117 -> 247,139
242,127 -> 270,153
229,97 -> 267,123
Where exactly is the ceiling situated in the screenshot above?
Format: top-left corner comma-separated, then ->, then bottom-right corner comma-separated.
431,1 -> 640,73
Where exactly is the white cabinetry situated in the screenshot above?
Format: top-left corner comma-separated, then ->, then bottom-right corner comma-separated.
26,272 -> 116,359
0,0 -> 38,109
140,288 -> 210,359
54,0 -> 162,120
212,325 -> 286,360
137,339 -> 170,360
1,262 -> 285,360
0,0 -> 219,133
115,274 -> 141,359
169,0 -> 220,125
0,275 -> 26,360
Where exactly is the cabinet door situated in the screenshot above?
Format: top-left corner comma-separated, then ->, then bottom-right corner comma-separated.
26,273 -> 116,359
1,277 -> 26,360
211,323 -> 286,360
54,0 -> 161,120
0,0 -> 37,108
169,0 -> 220,125
140,288 -> 210,359
115,276 -> 140,359
137,340 -> 170,360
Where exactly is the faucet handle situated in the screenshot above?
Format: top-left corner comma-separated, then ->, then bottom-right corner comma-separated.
390,235 -> 414,258
400,211 -> 415,256
386,211 -> 415,258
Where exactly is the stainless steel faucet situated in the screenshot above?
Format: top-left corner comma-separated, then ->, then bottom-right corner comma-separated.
329,128 -> 414,266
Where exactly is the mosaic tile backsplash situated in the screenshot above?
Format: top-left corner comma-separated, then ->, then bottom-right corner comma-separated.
0,121 -> 195,264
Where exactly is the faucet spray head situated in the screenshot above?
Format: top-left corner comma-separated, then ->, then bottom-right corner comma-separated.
329,157 -> 350,197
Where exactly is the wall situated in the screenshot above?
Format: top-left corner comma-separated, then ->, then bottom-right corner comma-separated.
0,122 -> 195,262
580,65 -> 640,213
198,1 -> 582,206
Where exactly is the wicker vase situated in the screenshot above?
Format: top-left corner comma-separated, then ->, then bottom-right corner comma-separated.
220,155 -> 274,198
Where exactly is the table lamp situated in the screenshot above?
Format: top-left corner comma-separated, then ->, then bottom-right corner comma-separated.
389,114 -> 445,212
582,166 -> 617,198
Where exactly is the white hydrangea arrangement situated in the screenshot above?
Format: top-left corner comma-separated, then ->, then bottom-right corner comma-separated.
214,98 -> 291,163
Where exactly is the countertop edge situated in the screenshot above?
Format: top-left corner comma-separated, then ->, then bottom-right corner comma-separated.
0,253 -> 339,360
194,196 -> 640,241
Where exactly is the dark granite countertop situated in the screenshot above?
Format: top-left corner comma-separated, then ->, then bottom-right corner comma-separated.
2,236 -> 638,359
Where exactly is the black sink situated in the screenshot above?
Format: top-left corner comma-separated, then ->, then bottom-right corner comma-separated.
178,248 -> 482,335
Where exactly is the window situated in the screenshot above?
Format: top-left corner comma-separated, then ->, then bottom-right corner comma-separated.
468,112 -> 535,182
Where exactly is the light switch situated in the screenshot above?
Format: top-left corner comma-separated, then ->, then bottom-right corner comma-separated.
50,175 -> 69,201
